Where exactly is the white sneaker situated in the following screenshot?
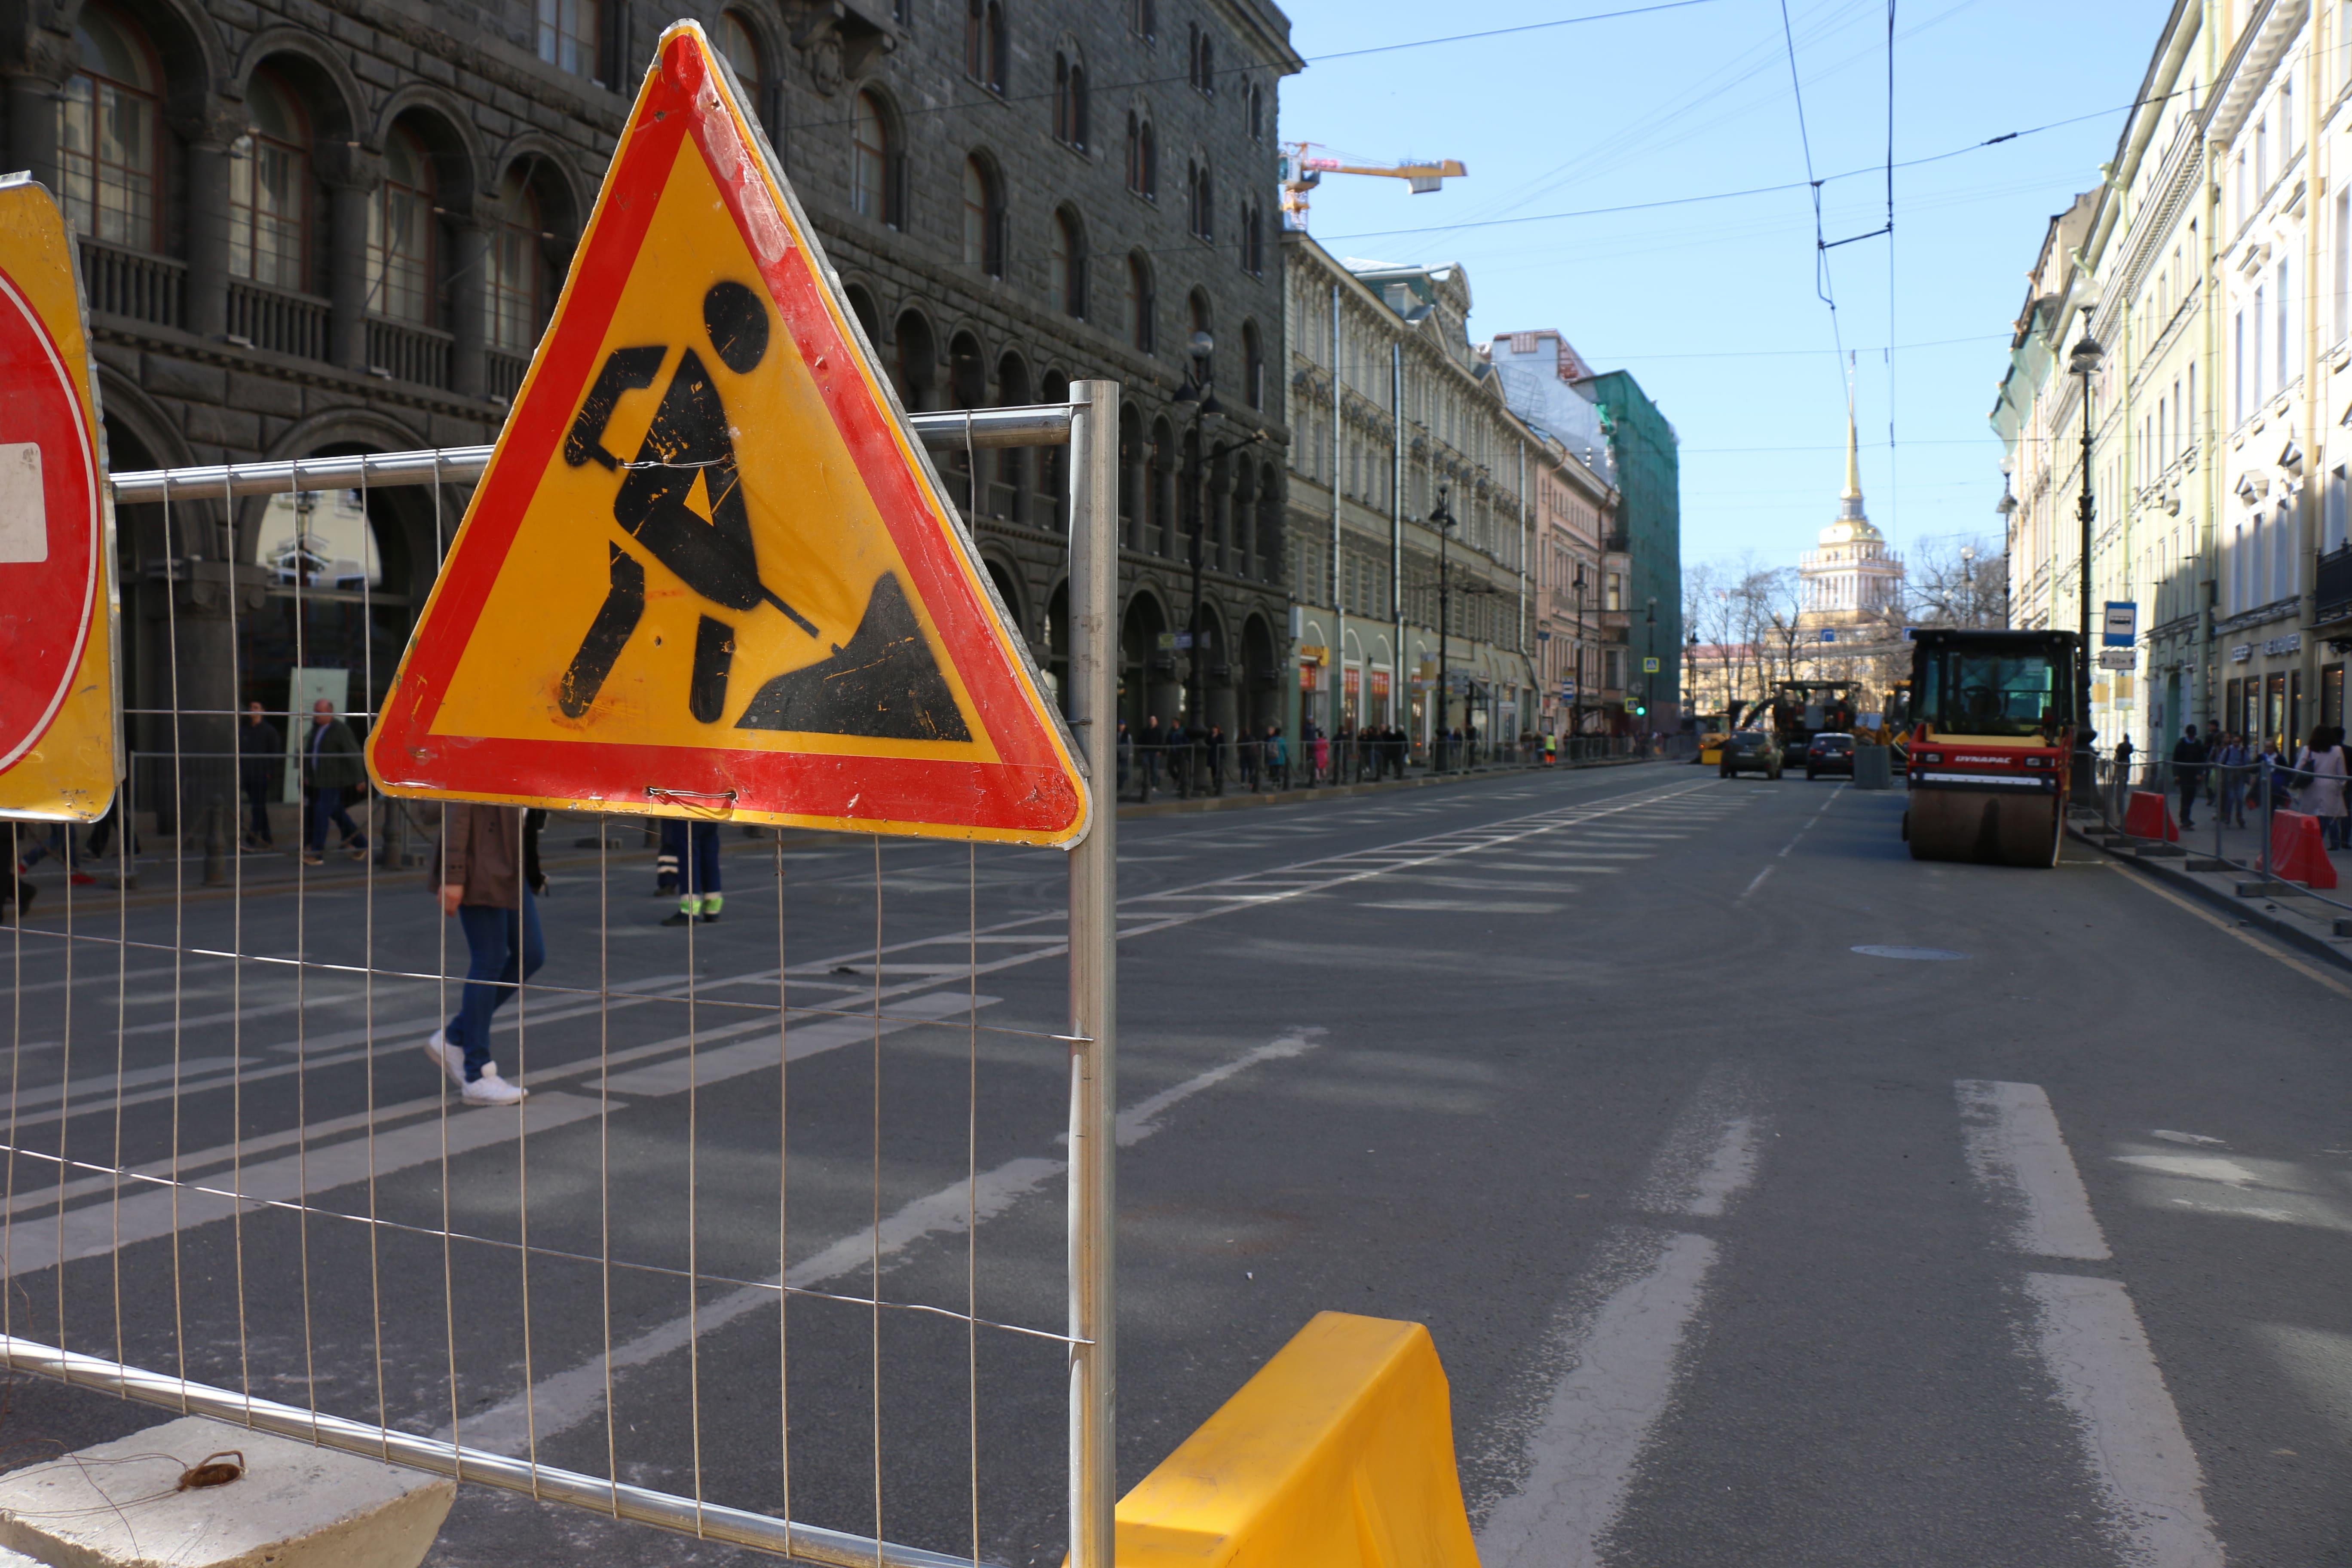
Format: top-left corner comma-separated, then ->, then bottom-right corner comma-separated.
421,1030 -> 465,1087
462,1068 -> 527,1106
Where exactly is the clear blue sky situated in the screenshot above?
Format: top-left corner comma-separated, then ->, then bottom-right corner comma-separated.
1276,0 -> 2166,576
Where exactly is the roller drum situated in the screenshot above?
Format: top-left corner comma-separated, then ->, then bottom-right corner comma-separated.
1906,787 -> 2061,868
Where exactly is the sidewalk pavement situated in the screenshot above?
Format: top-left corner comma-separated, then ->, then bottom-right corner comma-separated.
2073,808 -> 2352,975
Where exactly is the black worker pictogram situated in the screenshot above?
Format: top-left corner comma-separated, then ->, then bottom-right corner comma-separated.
555,279 -> 971,741
558,280 -> 817,723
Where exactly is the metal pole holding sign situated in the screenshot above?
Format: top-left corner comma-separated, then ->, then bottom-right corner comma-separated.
1065,379 -> 1120,1568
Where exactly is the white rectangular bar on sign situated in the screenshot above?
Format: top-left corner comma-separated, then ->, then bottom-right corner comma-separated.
0,441 -> 44,563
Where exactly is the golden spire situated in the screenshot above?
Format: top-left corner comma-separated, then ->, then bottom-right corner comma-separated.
1842,367 -> 1862,503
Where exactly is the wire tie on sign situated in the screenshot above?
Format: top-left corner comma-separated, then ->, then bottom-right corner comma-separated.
645,786 -> 739,803
1050,1032 -> 1095,1045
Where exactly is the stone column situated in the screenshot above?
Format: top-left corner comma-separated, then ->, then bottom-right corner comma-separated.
321,147 -> 382,373
175,104 -> 242,340
3,34 -> 70,192
448,195 -> 493,398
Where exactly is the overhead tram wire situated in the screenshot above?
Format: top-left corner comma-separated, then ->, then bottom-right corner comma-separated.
1304,94 -> 2178,254
1776,0 -> 1845,366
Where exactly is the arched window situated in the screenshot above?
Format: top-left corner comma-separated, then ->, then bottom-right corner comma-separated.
536,0 -> 600,79
1197,31 -> 1215,95
1054,52 -> 1089,149
368,122 -> 436,324
719,12 -> 765,121
962,155 -> 1002,277
1125,117 -> 1156,199
1245,80 -> 1264,143
487,165 -> 546,352
965,0 -> 1005,93
230,69 -> 311,290
1187,158 -> 1213,241
1050,208 -> 1085,317
1188,289 -> 1212,379
1241,319 -> 1262,409
851,90 -> 900,226
55,3 -> 161,251
1129,0 -> 1155,40
1127,251 -> 1153,353
1239,198 -> 1264,275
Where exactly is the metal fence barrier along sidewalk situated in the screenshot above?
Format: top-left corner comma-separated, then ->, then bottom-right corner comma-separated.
2089,750 -> 2352,923
0,390 -> 1122,1568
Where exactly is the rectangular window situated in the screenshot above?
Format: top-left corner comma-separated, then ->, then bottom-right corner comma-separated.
537,0 -> 600,80
2339,189 -> 2352,343
2233,311 -> 2245,423
2278,258 -> 2292,392
2330,465 -> 2349,553
2254,285 -> 2266,401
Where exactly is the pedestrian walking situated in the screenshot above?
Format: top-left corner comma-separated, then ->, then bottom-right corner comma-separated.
1115,720 -> 1132,796
2170,723 -> 2208,830
421,803 -> 541,1106
300,698 -> 369,866
1264,724 -> 1288,790
1140,714 -> 1164,793
2214,732 -> 2250,829
2294,726 -> 2349,848
239,701 -> 282,849
662,817 -> 723,925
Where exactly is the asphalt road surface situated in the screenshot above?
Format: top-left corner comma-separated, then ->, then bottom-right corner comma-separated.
3,760 -> 2349,1567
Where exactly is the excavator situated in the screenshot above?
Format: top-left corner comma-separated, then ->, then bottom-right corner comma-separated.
1901,628 -> 2082,868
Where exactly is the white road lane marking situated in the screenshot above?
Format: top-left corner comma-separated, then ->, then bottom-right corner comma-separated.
1955,1080 -> 2111,1261
1363,900 -> 1565,913
451,1027 -> 1325,1456
1,1092 -> 608,1277
2023,1272 -> 2224,1568
1478,1065 -> 1766,1567
1736,865 -> 1773,900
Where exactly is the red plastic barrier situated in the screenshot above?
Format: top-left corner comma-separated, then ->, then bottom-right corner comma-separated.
2123,790 -> 2179,842
2269,810 -> 2340,888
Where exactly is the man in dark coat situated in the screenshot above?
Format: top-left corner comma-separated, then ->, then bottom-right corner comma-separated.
2171,723 -> 2208,830
301,698 -> 369,866
239,701 -> 282,849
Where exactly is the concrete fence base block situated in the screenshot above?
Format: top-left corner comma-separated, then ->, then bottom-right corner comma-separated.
0,1415 -> 453,1568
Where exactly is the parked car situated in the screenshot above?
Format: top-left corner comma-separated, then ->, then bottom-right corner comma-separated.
1805,732 -> 1856,780
1718,731 -> 1783,779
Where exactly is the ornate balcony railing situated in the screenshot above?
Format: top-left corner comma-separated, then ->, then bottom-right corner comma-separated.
366,316 -> 454,390
78,239 -> 184,330
485,349 -> 530,404
227,281 -> 329,361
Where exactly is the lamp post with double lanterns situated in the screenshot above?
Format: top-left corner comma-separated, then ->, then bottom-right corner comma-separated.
1430,486 -> 1459,771
1170,331 -> 1267,787
2068,328 -> 2104,797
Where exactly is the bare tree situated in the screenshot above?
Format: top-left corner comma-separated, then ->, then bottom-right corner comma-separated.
1908,533 -> 2009,629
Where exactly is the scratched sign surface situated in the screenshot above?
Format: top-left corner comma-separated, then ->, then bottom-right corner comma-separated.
368,23 -> 1087,845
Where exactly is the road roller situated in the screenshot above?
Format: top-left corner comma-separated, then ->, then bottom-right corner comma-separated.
1900,628 -> 2081,868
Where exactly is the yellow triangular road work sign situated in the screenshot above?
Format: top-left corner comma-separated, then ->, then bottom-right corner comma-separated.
370,22 -> 1088,845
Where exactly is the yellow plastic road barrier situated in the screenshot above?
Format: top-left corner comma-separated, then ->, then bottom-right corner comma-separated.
1112,1311 -> 1480,1567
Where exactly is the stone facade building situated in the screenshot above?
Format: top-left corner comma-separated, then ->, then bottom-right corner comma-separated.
1486,328 -> 1621,735
0,0 -> 1298,818
1992,2 -> 2352,756
1281,233 -> 1546,753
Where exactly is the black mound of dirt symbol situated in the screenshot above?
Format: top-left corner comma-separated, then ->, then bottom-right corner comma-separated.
735,573 -> 972,741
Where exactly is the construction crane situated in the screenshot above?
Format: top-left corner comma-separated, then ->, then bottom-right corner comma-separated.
1279,143 -> 1467,232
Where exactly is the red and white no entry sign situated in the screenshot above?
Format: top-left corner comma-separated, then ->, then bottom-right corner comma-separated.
0,176 -> 116,821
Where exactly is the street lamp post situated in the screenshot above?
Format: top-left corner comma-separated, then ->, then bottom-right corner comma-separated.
1172,331 -> 1219,785
1431,486 -> 1458,771
2069,329 -> 2104,796
1645,595 -> 1657,743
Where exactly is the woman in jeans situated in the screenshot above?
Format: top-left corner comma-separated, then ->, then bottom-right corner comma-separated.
421,803 -> 544,1106
2299,726 -> 2350,850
